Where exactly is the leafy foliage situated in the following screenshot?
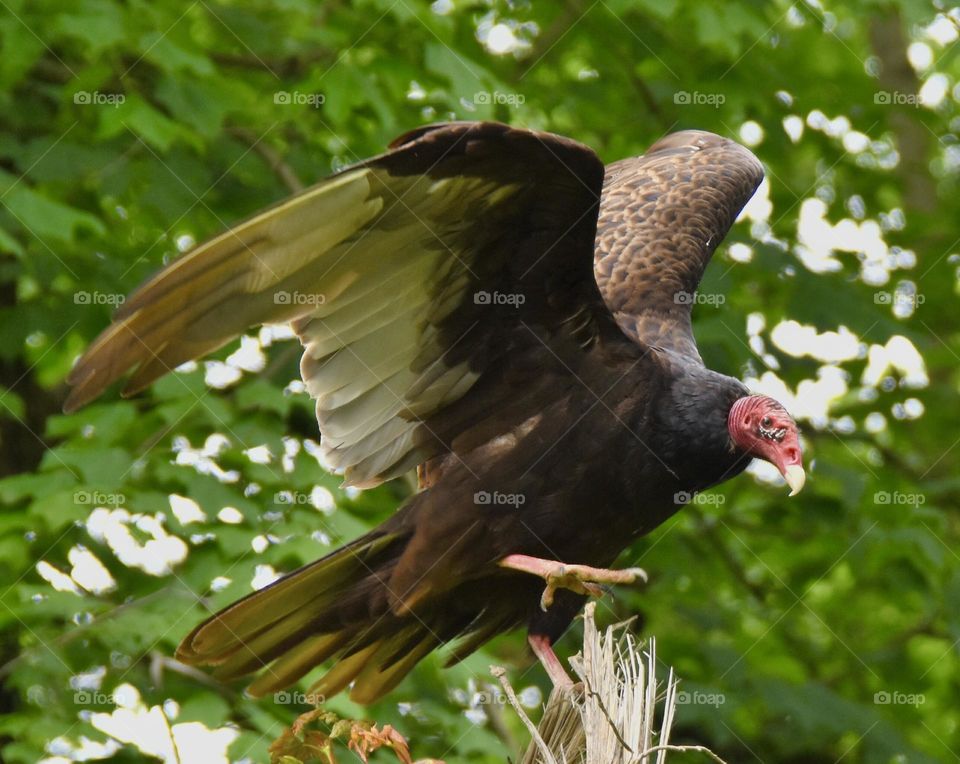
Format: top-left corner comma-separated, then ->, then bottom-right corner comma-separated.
1,0 -> 958,762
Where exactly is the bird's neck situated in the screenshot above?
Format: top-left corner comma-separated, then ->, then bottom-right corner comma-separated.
653,362 -> 751,492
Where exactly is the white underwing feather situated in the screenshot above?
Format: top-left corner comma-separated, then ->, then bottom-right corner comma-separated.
287,170 -> 524,487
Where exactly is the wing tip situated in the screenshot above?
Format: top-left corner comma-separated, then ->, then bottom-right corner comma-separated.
386,120 -> 508,150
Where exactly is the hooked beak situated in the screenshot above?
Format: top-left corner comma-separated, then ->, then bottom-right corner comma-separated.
759,434 -> 805,496
782,464 -> 806,497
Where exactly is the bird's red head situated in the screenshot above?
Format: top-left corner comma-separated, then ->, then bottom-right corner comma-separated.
728,395 -> 805,495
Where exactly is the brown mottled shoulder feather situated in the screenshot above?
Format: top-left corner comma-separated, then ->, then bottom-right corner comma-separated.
594,130 -> 763,362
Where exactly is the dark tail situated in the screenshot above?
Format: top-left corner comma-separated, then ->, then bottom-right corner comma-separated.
176,528 -> 521,703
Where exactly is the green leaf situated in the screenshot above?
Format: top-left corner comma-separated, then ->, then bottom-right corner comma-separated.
0,174 -> 106,242
177,692 -> 232,727
53,0 -> 127,53
97,93 -> 191,152
139,31 -> 215,76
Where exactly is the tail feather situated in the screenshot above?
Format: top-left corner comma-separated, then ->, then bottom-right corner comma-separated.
306,642 -> 380,701
247,632 -> 351,697
177,529 -> 445,703
211,627 -> 319,680
176,523 -> 524,703
177,532 -> 400,665
350,632 -> 439,704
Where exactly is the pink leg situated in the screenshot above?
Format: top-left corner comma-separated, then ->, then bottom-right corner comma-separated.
499,553 -> 647,610
529,633 -> 573,688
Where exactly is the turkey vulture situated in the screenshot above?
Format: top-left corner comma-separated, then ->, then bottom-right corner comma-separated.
65,121 -> 804,703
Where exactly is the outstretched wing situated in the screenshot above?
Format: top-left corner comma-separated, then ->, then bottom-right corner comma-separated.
66,121 -> 615,487
594,130 -> 764,362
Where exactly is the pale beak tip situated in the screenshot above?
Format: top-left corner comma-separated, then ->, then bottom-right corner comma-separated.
784,464 -> 806,496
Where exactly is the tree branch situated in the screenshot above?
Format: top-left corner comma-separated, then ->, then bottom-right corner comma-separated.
228,126 -> 304,193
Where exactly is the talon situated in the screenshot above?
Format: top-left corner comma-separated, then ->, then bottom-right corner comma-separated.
499,554 -> 647,611
540,586 -> 554,611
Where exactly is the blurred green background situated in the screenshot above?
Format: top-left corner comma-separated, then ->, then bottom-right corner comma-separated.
1,0 -> 958,761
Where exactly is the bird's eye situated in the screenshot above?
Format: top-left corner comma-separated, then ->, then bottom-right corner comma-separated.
760,416 -> 772,428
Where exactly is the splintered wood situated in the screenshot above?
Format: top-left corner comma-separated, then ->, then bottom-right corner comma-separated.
493,603 -> 727,764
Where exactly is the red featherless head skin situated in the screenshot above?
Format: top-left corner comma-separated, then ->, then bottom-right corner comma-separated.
728,395 -> 805,495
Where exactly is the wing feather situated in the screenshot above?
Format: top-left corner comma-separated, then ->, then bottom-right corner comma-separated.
594,130 -> 764,361
66,121 -> 612,487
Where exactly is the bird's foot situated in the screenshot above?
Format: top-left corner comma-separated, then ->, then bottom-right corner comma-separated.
498,554 -> 647,611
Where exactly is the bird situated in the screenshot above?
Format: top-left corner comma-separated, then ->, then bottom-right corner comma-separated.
65,121 -> 805,704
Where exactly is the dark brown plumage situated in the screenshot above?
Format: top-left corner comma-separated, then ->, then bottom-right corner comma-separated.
65,121 -> 804,703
